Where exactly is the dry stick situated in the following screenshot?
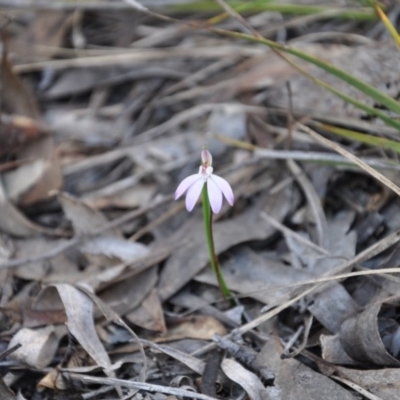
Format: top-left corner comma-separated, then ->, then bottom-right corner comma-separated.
218,133 -> 400,171
0,194 -> 173,270
68,374 -> 218,400
330,376 -> 383,400
260,212 -> 330,255
285,82 -> 295,148
286,159 -> 328,248
13,47 -> 263,74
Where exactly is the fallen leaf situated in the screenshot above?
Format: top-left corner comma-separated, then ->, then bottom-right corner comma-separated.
254,340 -> 355,400
36,284 -> 112,371
12,238 -> 79,281
125,289 -> 166,333
14,137 -> 62,206
99,266 -> 157,317
0,376 -> 16,400
8,326 -> 61,369
339,296 -> 400,367
320,334 -> 358,366
221,358 -> 268,400
309,284 -> 359,334
336,366 -> 400,400
164,315 -> 226,342
58,191 -> 120,236
81,236 -> 149,263
1,56 -> 40,119
0,179 -> 47,237
196,246 -> 315,306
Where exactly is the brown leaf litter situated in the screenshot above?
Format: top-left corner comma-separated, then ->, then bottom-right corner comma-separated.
1,2 -> 400,399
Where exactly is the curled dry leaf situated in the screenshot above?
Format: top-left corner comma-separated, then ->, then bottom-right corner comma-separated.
37,368 -> 66,392
339,296 -> 400,367
8,326 -> 60,369
320,334 -> 359,366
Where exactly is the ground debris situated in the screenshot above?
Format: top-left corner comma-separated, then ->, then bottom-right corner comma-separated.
0,2 -> 400,399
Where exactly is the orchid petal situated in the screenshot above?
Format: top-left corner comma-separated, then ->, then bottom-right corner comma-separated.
207,177 -> 223,214
185,179 -> 204,211
175,174 -> 201,200
210,174 -> 234,206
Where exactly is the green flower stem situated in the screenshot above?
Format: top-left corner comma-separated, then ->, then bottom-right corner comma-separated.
201,186 -> 231,299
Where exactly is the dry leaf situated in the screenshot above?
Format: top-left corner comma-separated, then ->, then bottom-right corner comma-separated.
309,284 -> 359,334
164,316 -> 226,342
339,296 -> 400,367
58,192 -> 120,236
254,340 -> 355,400
37,284 -> 112,371
8,326 -> 60,369
196,246 -> 315,306
336,366 -> 400,400
126,289 -> 166,333
0,179 -> 46,237
221,358 -> 267,400
99,266 -> 157,316
0,376 -> 16,400
14,137 -> 62,206
1,56 -> 40,119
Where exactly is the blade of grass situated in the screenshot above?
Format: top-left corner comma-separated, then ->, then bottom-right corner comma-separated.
168,1 -> 376,21
263,45 -> 400,131
211,0 -> 400,132
319,123 -> 400,154
126,1 -> 400,130
298,122 -> 400,197
209,28 -> 400,117
373,2 -> 400,49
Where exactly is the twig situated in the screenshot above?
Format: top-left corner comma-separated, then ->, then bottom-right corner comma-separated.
68,373 -> 218,400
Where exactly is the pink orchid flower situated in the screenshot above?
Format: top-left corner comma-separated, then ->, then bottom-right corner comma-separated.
175,150 -> 234,214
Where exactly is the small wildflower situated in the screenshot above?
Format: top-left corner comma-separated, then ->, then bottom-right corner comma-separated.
175,150 -> 234,214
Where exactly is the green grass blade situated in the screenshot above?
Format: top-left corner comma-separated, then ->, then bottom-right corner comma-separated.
168,1 -> 376,20
320,123 -> 400,154
210,28 -> 400,118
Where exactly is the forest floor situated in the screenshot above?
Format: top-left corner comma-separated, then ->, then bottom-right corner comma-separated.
1,1 -> 400,399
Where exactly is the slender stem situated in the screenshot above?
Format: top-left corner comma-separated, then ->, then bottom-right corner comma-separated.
201,186 -> 231,299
